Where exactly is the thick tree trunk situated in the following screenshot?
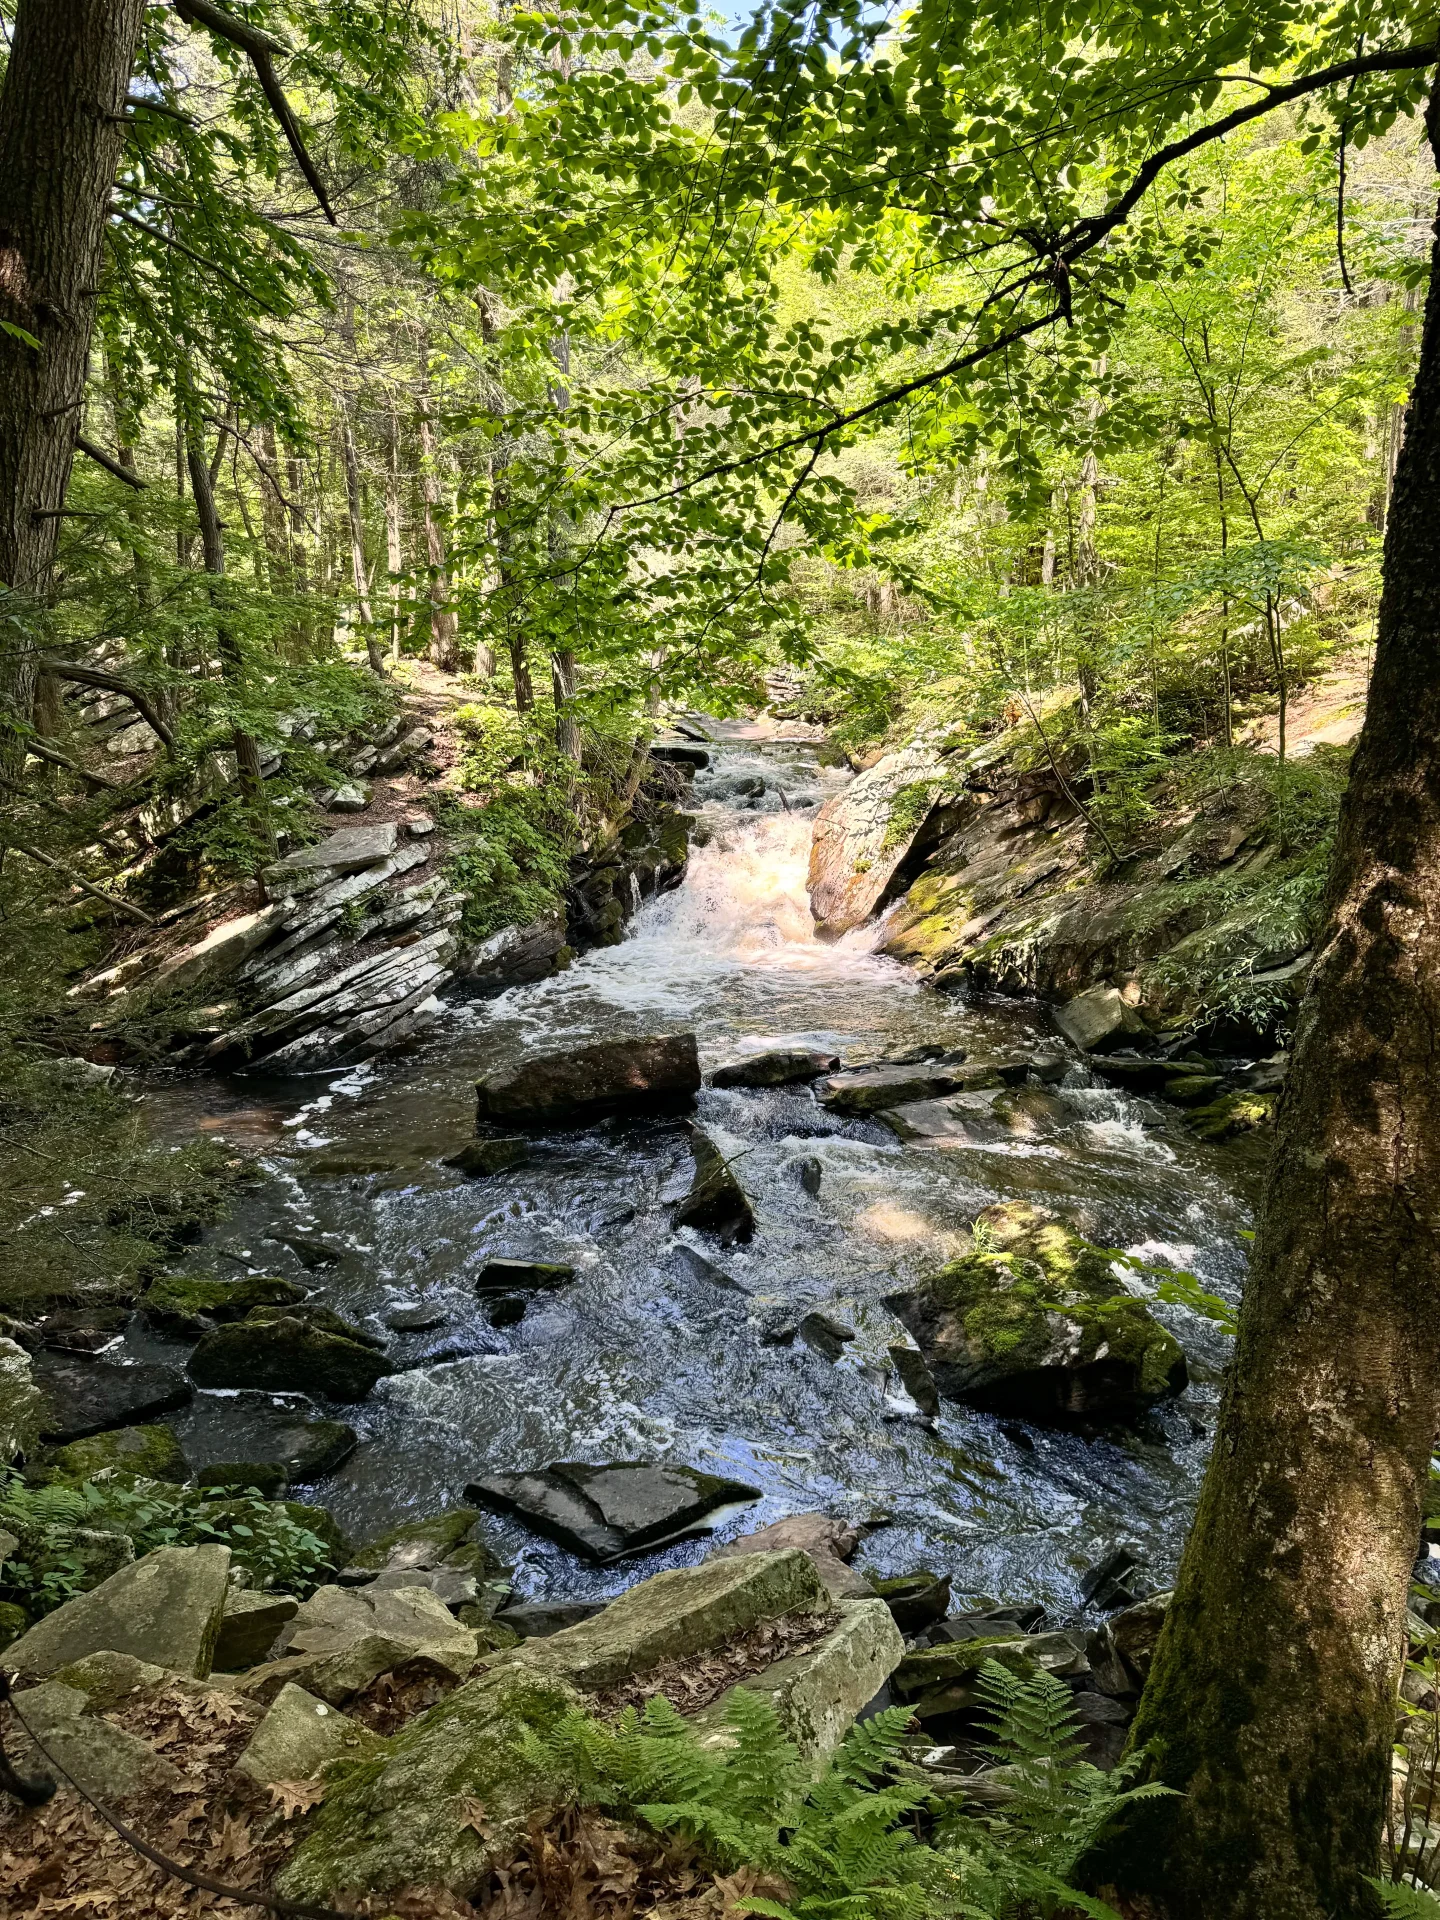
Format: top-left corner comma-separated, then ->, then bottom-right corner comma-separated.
1113,146 -> 1440,1920
0,0 -> 148,768
340,413 -> 385,675
186,433 -> 273,859
551,647 -> 581,764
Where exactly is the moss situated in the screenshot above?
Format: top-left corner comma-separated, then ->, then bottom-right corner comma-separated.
34,1423 -> 188,1486
142,1272 -> 305,1333
1186,1090 -> 1276,1142
0,1600 -> 29,1651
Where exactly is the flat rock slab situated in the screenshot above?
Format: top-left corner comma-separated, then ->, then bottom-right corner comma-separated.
445,1138 -> 529,1177
7,1544 -> 231,1679
476,1033 -> 701,1126
695,1599 -> 904,1766
522,1549 -> 828,1691
475,1257 -> 575,1294
278,1581 -> 474,1663
710,1048 -> 839,1088
32,1351 -> 192,1443
10,1680 -> 181,1799
235,1682 -> 380,1786
818,1064 -> 976,1115
263,823 -> 398,895
807,741 -> 950,936
467,1460 -> 761,1563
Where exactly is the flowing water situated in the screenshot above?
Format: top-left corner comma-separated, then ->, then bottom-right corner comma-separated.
137,729 -> 1262,1615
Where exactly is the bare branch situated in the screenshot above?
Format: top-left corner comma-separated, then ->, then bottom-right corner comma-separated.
74,436 -> 147,491
36,660 -> 177,751
10,845 -> 156,924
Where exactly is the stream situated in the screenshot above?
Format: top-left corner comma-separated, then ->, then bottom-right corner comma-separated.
135,727 -> 1261,1618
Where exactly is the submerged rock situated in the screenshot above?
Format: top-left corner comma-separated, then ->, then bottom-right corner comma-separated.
710,1047 -> 839,1088
179,1396 -> 357,1483
445,1137 -> 529,1177
466,1460 -> 761,1562
889,1202 -> 1188,1424
32,1351 -> 192,1443
672,1123 -> 755,1246
6,1544 -> 231,1679
187,1312 -> 392,1402
475,1032 -> 701,1125
474,1257 -> 575,1293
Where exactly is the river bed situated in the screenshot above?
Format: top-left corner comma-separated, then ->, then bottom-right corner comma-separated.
136,729 -> 1261,1617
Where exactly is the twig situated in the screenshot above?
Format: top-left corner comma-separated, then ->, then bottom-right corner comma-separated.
1016,693 -> 1123,864
10,846 -> 156,925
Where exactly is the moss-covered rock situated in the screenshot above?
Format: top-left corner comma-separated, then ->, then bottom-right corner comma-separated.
276,1659 -> 583,1900
187,1314 -> 391,1401
348,1507 -> 484,1574
1185,1089 -> 1276,1141
34,1422 -> 188,1485
195,1461 -> 291,1499
0,1599 -> 30,1650
891,1202 -> 1188,1424
143,1272 -> 304,1334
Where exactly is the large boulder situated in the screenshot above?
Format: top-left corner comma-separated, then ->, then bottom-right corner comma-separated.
187,1312 -> 392,1401
672,1124 -> 755,1246
142,1271 -> 305,1334
466,1460 -> 760,1562
9,1680 -> 181,1798
234,1682 -> 381,1786
521,1549 -> 828,1692
346,1507 -> 487,1576
475,1033 -> 701,1126
277,1659 -> 583,1901
277,1580 -> 476,1664
1053,985 -> 1148,1053
0,1336 -> 42,1464
807,741 -> 950,936
890,1202 -> 1188,1423
817,1062 -> 977,1115
214,1588 -> 300,1671
31,1351 -> 192,1443
6,1544 -> 231,1679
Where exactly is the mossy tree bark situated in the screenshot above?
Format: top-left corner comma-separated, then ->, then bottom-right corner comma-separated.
1113,112 -> 1440,1920
0,0 -> 149,772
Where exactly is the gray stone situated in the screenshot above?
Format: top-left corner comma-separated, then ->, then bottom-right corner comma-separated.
278,1581 -> 476,1666
51,1649 -> 166,1709
7,1544 -> 231,1679
150,906 -> 284,997
325,781 -> 371,813
348,1507 -> 485,1574
368,1565 -> 478,1609
695,1600 -> 903,1766
798,1311 -> 854,1361
467,1460 -> 761,1563
36,1422 -> 189,1485
445,1138 -> 529,1177
9,1680 -> 181,1799
277,1659 -> 585,1900
496,1600 -> 606,1638
669,1241 -> 746,1292
405,816 -> 436,838
796,1155 -> 823,1196
32,1351 -> 192,1443
235,1682 -> 380,1786
179,1397 -> 357,1482
235,1632 -> 436,1707
0,1337 -> 42,1465
214,1589 -> 300,1671
710,1048 -> 839,1089
476,1033 -> 701,1125
523,1549 -> 828,1692
672,1124 -> 755,1246
466,914 -> 569,989
807,741 -> 950,937
889,1342 -> 941,1416
1053,986 -> 1148,1053
263,823 -> 398,897
475,1257 -> 575,1293
263,1227 -> 344,1269
818,1065 -> 974,1115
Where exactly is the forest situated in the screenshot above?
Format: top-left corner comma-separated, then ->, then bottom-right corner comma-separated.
0,0 -> 1438,1917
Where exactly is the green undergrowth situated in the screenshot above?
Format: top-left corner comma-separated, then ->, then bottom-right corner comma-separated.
0,1472 -> 336,1622
523,1660 -> 1171,1920
0,1046 -> 245,1320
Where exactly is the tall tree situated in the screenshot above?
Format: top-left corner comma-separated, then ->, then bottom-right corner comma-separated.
0,0 -> 149,769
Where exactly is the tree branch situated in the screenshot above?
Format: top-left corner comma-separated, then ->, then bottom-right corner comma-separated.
112,208 -> 283,312
21,739 -> 123,790
75,436 -> 148,490
10,845 -> 156,924
172,0 -> 338,225
36,660 -> 177,751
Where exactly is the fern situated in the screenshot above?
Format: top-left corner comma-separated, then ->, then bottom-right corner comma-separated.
1370,1882 -> 1440,1918
520,1661 -> 1147,1920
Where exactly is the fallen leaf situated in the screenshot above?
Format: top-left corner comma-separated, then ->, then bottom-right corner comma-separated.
268,1779 -> 326,1820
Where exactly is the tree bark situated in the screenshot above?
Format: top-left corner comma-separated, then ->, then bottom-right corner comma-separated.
417,341 -> 459,671
340,411 -> 385,675
0,0 -> 148,769
1113,138 -> 1440,1920
552,647 -> 581,764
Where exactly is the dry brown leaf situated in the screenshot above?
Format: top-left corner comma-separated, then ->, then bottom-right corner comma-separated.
460,1798 -> 493,1839
268,1779 -> 327,1820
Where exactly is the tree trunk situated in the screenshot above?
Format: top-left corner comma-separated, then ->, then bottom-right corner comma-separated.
417,343 -> 459,671
0,0 -> 148,770
552,647 -> 581,764
340,412 -> 385,675
385,408 -> 404,662
186,430 -> 273,859
1113,142 -> 1440,1920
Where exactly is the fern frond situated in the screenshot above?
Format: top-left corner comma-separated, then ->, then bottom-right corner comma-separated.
1369,1880 -> 1440,1917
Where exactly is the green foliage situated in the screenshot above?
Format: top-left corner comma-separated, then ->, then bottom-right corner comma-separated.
0,1471 -> 334,1617
521,1661 -> 1162,1920
883,782 -> 938,852
1371,1882 -> 1440,1917
1383,1614 -> 1440,1897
